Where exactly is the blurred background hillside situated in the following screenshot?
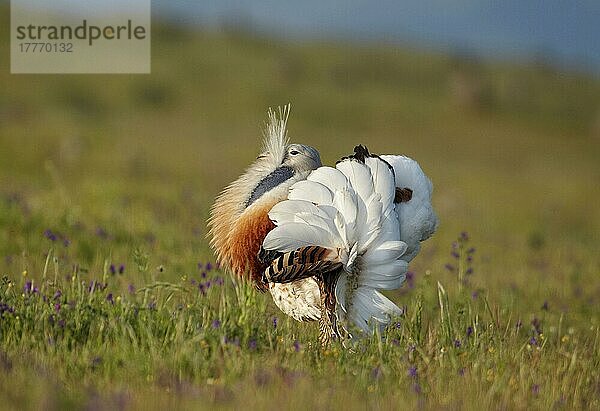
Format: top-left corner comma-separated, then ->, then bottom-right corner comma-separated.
1,1 -> 599,304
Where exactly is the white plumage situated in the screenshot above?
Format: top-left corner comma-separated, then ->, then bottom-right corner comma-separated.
382,155 -> 438,263
263,147 -> 437,337
269,279 -> 321,321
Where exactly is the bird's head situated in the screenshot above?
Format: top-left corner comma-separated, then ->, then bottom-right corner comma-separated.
237,106 -> 321,208
247,142 -> 321,208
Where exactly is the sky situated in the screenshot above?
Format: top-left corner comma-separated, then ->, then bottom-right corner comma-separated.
157,0 -> 600,73
8,0 -> 600,74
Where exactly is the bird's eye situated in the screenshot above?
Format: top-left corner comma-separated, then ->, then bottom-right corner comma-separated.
290,150 -> 300,156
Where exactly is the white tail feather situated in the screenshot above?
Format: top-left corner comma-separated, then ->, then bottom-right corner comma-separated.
335,275 -> 403,333
381,155 -> 439,262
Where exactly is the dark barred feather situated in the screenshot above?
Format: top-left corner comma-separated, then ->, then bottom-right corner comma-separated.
263,246 -> 342,284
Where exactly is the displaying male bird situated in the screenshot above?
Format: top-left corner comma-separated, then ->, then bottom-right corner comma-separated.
209,106 -> 438,345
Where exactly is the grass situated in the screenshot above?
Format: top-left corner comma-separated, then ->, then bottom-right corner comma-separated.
1,6 -> 600,410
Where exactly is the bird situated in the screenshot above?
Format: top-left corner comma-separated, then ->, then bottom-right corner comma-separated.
209,106 -> 438,345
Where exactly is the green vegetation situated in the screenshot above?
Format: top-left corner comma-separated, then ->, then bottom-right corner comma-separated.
1,7 -> 599,409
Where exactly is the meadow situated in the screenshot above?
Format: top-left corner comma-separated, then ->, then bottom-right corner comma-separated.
1,8 -> 600,410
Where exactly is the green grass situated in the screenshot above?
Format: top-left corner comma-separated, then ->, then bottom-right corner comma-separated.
1,7 -> 599,409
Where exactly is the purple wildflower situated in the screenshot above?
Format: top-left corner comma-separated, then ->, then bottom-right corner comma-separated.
248,339 -> 257,350
0,303 -> 15,317
44,229 -> 57,242
445,264 -> 455,272
532,384 -> 540,396
471,290 -> 479,299
293,340 -> 300,352
467,247 -> 475,254
454,339 -> 462,348
53,290 -> 62,300
529,336 -> 538,346
128,284 -> 135,294
212,319 -> 221,328
205,262 -> 213,272
54,303 -> 61,312
148,301 -> 156,310
541,301 -> 548,311
272,317 -> 278,328
460,231 -> 469,241
451,251 -> 460,259
201,271 -> 207,278
109,264 -> 116,275
118,264 -> 125,274
408,366 -> 418,378
466,326 -> 473,337
197,262 -> 203,270
466,268 -> 473,275
106,293 -> 114,304
24,280 -> 32,293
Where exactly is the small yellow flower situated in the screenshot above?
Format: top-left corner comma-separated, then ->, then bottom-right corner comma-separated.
561,335 -> 569,343
22,270 -> 27,277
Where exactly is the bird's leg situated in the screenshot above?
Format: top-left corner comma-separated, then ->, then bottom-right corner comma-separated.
316,272 -> 344,348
